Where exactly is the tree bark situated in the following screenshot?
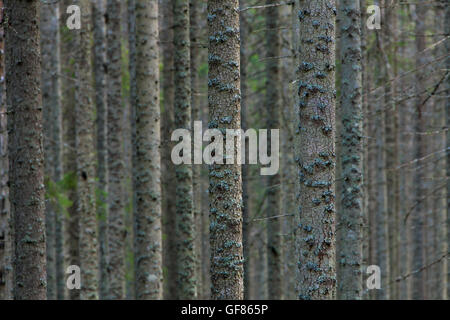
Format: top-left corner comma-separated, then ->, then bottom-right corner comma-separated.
208,0 -> 244,300
294,0 -> 337,300
134,0 -> 163,300
92,0 -> 108,300
336,0 -> 363,300
5,0 -> 46,300
75,0 -> 99,300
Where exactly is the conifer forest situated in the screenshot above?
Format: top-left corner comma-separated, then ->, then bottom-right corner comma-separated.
0,0 -> 449,301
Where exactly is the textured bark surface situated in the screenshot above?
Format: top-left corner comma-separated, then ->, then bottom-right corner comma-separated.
60,0 -> 79,300
92,0 -> 108,300
161,0 -> 177,300
190,0 -> 203,299
173,0 -> 196,299
134,0 -> 163,299
265,0 -> 283,300
106,0 -> 126,300
0,0 -> 12,300
75,0 -> 98,300
41,2 -> 63,300
5,0 -> 46,300
294,0 -> 337,300
208,0 -> 244,300
336,0 -> 363,300
445,0 -> 450,300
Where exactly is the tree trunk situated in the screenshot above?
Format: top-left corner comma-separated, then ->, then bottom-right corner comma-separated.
161,0 -> 177,300
173,0 -> 196,299
265,0 -> 283,300
41,2 -> 63,300
0,0 -> 12,300
75,0 -> 99,300
5,0 -> 46,300
134,0 -> 163,300
294,0 -> 337,300
60,0 -> 79,300
92,0 -> 108,300
336,0 -> 363,300
190,0 -> 204,299
208,0 -> 244,300
106,0 -> 126,300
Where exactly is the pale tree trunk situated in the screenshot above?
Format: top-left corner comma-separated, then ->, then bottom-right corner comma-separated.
173,0 -> 196,299
265,0 -> 283,300
294,0 -> 337,300
5,0 -> 46,300
134,0 -> 163,300
336,0 -> 363,300
75,0 -> 99,300
92,0 -> 108,300
161,0 -> 177,300
208,0 -> 244,300
106,0 -> 126,300
0,0 -> 12,300
41,2 -> 63,300
60,0 -> 79,300
190,0 -> 204,299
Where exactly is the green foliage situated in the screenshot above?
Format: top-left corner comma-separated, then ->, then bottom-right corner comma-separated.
45,172 -> 76,218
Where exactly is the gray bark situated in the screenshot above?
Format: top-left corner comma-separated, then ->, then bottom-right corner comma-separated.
5,0 -> 46,300
208,0 -> 244,300
336,0 -> 363,300
294,0 -> 337,300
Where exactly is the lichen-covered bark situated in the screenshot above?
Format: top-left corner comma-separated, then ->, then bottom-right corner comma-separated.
134,0 -> 163,299
41,2 -> 63,300
106,0 -> 126,300
60,0 -> 79,300
75,0 -> 98,300
161,0 -> 177,300
92,0 -> 108,300
265,0 -> 283,300
294,0 -> 337,300
173,0 -> 196,299
0,0 -> 12,300
336,0 -> 363,300
5,0 -> 46,300
208,0 -> 244,300
190,0 -> 203,299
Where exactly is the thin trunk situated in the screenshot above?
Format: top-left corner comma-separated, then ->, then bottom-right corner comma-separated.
208,0 -> 244,300
41,2 -> 62,300
337,0 -> 363,300
60,0 -> 79,300
76,0 -> 98,300
93,0 -> 108,300
240,0 -> 252,301
265,0 -> 283,300
161,0 -> 177,300
5,0 -> 46,300
173,0 -> 196,299
411,2 -> 427,300
0,0 -> 12,300
190,0 -> 203,299
106,0 -> 126,300
445,0 -> 450,300
134,0 -> 163,300
294,0 -> 337,300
